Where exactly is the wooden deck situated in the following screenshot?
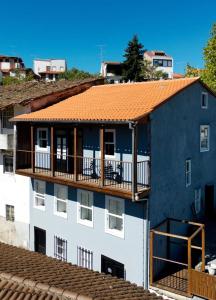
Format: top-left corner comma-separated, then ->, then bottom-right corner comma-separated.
152,269 -> 189,297
16,167 -> 150,199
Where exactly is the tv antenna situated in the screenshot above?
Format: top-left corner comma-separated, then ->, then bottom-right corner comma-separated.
97,44 -> 106,63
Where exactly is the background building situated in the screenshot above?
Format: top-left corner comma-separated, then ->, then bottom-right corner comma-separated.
100,61 -> 123,83
33,58 -> 67,81
144,50 -> 173,79
0,55 -> 26,78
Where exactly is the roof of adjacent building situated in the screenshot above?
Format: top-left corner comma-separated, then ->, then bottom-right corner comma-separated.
0,55 -> 23,61
0,78 -> 102,110
144,51 -> 172,59
173,73 -> 184,79
13,77 -> 200,123
102,61 -> 122,65
0,242 -> 162,300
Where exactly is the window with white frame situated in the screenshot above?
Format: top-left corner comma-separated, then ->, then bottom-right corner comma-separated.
105,196 -> 124,238
54,184 -> 67,218
34,180 -> 45,210
104,129 -> 115,156
200,125 -> 210,152
201,92 -> 208,109
194,188 -> 201,214
54,236 -> 67,261
6,205 -> 14,222
77,246 -> 93,269
77,190 -> 93,227
185,159 -> 191,187
37,128 -> 48,150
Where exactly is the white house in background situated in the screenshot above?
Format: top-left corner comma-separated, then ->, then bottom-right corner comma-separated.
33,58 -> 67,82
0,55 -> 26,78
100,61 -> 123,83
144,50 -> 174,79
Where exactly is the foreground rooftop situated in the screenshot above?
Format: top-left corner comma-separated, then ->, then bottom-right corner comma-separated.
0,242 -> 162,300
13,78 -> 199,123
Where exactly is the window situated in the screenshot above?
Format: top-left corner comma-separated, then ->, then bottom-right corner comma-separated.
34,180 -> 45,210
153,59 -> 163,67
1,107 -> 13,129
194,188 -> 201,214
185,159 -> 191,187
104,129 -> 115,157
201,92 -> 208,109
163,60 -> 168,67
105,196 -> 124,238
77,246 -> 93,269
3,155 -> 13,173
54,184 -> 67,218
54,236 -> 67,261
77,190 -> 93,227
37,128 -> 48,149
6,205 -> 14,222
167,60 -> 172,67
200,125 -> 210,152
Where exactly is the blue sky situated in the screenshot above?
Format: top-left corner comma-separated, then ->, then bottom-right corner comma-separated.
1,0 -> 216,74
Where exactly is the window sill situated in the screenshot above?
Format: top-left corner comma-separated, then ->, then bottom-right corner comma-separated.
34,205 -> 45,211
54,211 -> 67,219
105,228 -> 124,239
200,149 -> 209,152
77,219 -> 93,228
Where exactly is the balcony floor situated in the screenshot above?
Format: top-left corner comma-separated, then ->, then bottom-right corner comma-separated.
16,167 -> 150,199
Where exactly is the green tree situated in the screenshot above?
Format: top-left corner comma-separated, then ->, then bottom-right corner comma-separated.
185,63 -> 202,77
123,35 -> 144,82
202,23 -> 216,91
141,59 -> 168,80
59,68 -> 96,81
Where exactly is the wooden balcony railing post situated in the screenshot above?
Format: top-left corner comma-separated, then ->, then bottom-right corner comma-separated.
31,125 -> 35,173
50,126 -> 55,177
74,127 -> 78,181
201,225 -> 205,272
188,237 -> 192,296
100,127 -> 105,187
131,123 -> 137,200
149,230 -> 154,286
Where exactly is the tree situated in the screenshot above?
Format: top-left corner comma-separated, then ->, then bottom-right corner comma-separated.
59,68 -> 96,81
185,63 -> 202,77
141,59 -> 168,80
122,35 -> 144,82
202,23 -> 216,91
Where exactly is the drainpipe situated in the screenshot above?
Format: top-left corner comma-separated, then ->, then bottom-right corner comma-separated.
141,197 -> 150,290
129,122 -> 138,201
13,124 -> 17,173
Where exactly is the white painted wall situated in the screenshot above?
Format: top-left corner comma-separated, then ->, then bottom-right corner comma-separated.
33,59 -> 66,75
1,62 -> 10,70
0,104 -> 31,248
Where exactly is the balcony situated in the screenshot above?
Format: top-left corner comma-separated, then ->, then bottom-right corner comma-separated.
0,133 -> 13,150
16,150 -> 150,200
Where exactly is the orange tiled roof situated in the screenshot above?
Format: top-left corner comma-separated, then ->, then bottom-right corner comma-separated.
13,77 -> 199,123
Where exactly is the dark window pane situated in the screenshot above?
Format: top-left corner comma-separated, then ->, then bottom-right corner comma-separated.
105,144 -> 114,156
105,132 -> 114,143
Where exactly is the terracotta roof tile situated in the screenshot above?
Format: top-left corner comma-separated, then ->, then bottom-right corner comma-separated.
0,242 -> 162,300
13,78 -> 199,123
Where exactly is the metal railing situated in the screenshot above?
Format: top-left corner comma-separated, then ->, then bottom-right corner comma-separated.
16,150 -> 150,192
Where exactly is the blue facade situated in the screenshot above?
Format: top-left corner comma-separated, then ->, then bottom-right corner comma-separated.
150,81 -> 216,227
30,179 -> 148,286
